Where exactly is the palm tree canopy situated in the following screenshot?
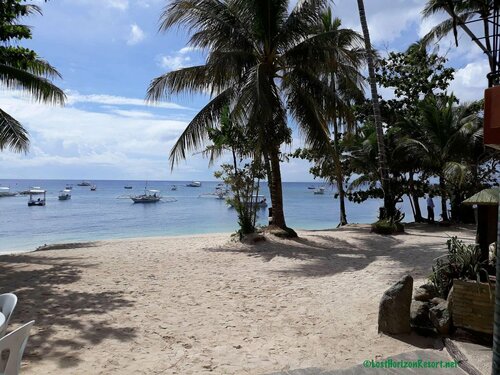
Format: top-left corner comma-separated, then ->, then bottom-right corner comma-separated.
147,0 -> 365,167
0,0 -> 65,153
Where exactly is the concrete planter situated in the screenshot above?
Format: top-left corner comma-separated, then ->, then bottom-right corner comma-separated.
452,279 -> 494,335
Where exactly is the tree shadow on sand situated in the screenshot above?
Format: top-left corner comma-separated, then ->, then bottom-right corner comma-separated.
0,252 -> 136,369
206,224 -> 475,279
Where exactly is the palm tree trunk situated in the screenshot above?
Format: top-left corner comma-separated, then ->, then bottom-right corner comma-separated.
332,117 -> 347,226
268,147 -> 287,230
409,172 -> 423,222
439,174 -> 449,221
356,0 -> 394,219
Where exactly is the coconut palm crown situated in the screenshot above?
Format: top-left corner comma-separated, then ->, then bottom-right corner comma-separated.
147,0 -> 365,230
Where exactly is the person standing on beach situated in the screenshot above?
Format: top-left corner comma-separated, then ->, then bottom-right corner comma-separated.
427,194 -> 435,223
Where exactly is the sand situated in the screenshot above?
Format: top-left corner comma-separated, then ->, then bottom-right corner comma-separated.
0,224 -> 476,374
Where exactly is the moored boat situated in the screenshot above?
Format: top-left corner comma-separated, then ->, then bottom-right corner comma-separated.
58,189 -> 72,200
77,181 -> 92,186
186,181 -> 201,187
130,189 -> 161,203
124,186 -> 133,189
313,187 -> 325,195
90,185 -> 97,191
0,187 -> 17,197
28,189 -> 46,206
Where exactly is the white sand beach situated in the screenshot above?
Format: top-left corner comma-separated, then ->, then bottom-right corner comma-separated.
0,224 -> 476,374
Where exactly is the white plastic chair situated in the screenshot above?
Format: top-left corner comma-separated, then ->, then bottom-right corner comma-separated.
0,321 -> 34,375
0,294 -> 17,338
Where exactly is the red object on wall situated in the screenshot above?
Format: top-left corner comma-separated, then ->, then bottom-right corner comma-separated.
484,86 -> 500,150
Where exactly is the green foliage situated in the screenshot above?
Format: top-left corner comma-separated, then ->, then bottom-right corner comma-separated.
430,236 -> 491,298
371,208 -> 405,234
215,162 -> 266,238
0,0 -> 64,153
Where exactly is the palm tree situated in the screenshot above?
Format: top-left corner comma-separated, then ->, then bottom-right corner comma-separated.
422,0 -> 499,85
317,9 -> 365,226
0,1 -> 66,152
148,0 -> 362,233
405,95 -> 482,222
356,0 -> 394,219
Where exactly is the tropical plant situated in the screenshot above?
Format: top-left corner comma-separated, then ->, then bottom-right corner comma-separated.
430,236 -> 491,299
402,95 -> 485,221
0,0 -> 65,152
147,0 -> 364,235
290,7 -> 365,226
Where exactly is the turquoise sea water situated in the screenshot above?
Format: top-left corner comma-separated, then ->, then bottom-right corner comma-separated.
0,179 -> 429,253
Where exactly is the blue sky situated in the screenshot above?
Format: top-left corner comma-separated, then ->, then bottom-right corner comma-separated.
0,0 -> 490,181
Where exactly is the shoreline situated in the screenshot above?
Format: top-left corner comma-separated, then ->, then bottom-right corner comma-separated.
1,223 -> 476,374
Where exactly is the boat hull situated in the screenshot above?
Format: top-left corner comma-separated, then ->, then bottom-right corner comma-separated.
28,200 -> 46,206
131,198 -> 161,203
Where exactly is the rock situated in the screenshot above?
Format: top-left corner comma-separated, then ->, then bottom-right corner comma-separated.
414,283 -> 438,302
429,301 -> 451,334
378,275 -> 413,334
430,297 -> 446,305
410,301 -> 433,329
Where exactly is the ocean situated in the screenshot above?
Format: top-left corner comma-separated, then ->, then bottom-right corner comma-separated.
0,179 -> 430,253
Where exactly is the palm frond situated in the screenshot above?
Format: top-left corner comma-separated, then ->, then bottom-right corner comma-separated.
0,64 -> 65,104
0,108 -> 29,153
169,88 -> 232,168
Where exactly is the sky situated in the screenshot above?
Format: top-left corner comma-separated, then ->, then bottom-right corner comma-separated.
0,0 -> 491,181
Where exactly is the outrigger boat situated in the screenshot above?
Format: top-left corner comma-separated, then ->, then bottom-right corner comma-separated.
28,189 -> 46,206
58,189 -> 72,200
186,181 -> 201,187
0,187 -> 17,197
130,189 -> 161,203
77,181 -> 92,186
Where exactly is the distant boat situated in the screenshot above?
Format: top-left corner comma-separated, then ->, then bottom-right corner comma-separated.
130,189 -> 161,203
28,189 -> 46,206
308,186 -> 316,189
19,187 -> 44,195
0,187 -> 17,197
313,187 -> 325,195
77,181 -> 92,186
124,186 -> 133,189
228,195 -> 267,208
171,185 -> 177,191
186,181 -> 201,187
65,184 -> 73,190
58,189 -> 72,201
90,185 -> 97,191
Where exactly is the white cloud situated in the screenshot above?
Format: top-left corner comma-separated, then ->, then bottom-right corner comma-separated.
105,0 -> 129,11
158,55 -> 191,71
0,92 -> 205,180
65,91 -> 192,110
449,59 -> 489,102
178,46 -> 202,54
127,23 -> 145,45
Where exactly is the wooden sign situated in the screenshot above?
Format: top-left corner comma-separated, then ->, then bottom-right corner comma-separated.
484,86 -> 500,150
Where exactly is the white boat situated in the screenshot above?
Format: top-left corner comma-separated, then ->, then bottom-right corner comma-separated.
28,189 -> 46,206
130,189 -> 161,203
313,187 -> 325,195
90,185 -> 97,191
58,189 -> 72,200
65,184 -> 73,190
171,185 -> 177,191
228,195 -> 267,208
199,186 -> 228,199
0,187 -> 17,197
186,181 -> 201,187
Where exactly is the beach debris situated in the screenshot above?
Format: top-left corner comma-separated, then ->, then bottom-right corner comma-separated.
378,274 -> 413,334
413,283 -> 438,302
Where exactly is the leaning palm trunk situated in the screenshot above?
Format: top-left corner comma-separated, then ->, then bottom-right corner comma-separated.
356,0 -> 394,219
